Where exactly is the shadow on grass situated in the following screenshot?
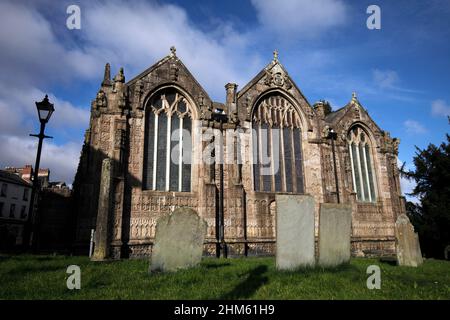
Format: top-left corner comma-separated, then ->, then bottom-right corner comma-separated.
204,262 -> 231,269
276,262 -> 359,276
379,256 -> 398,266
220,265 -> 268,299
8,265 -> 65,275
315,263 -> 359,273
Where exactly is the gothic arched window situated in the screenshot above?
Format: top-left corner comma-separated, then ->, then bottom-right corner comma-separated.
143,88 -> 192,192
252,94 -> 304,193
348,126 -> 376,202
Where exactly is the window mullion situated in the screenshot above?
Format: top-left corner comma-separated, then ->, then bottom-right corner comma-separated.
179,116 -> 183,192
152,113 -> 159,190
280,125 -> 286,192
348,143 -> 357,197
355,142 -> 365,201
258,123 -> 263,191
165,114 -> 172,191
269,126 -> 275,192
290,127 -> 296,193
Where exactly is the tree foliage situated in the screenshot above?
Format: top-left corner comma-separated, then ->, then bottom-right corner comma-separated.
404,118 -> 450,259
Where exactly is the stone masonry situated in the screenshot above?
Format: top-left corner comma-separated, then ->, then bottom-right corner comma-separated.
72,48 -> 405,259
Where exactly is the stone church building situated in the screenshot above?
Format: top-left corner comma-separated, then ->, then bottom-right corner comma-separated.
73,48 -> 405,259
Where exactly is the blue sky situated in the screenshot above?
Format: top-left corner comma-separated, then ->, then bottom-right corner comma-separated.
0,0 -> 449,197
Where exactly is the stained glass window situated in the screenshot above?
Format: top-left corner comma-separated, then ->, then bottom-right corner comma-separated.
143,89 -> 193,192
252,94 -> 304,193
348,126 -> 377,202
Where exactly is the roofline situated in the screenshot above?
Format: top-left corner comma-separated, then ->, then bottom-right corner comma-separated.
236,60 -> 314,109
0,175 -> 32,187
125,55 -> 214,103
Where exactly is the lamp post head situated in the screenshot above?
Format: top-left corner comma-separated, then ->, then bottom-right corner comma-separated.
35,94 -> 54,123
327,127 -> 338,140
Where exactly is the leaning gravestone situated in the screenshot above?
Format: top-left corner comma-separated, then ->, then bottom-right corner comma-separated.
150,207 -> 207,272
318,203 -> 352,267
276,195 -> 315,270
91,158 -> 113,261
395,214 -> 423,267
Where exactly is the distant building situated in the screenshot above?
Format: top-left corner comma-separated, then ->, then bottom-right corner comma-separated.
4,165 -> 50,188
0,170 -> 32,248
1,165 -> 71,251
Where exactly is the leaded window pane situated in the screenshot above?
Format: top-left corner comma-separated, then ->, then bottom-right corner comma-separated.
169,116 -> 180,191
156,113 -> 167,190
261,123 -> 272,192
365,144 -> 376,201
252,94 -> 304,194
351,143 -> 362,200
182,117 -> 192,192
273,126 -> 282,192
144,89 -> 193,192
294,128 -> 304,193
359,143 -> 369,200
283,127 -> 293,192
252,126 -> 260,191
348,127 -> 377,202
143,111 -> 154,190
166,91 -> 176,106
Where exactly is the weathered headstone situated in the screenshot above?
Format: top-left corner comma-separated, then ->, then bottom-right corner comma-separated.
91,158 -> 113,261
395,214 -> 423,267
276,195 -> 315,270
150,207 -> 207,272
318,203 -> 352,267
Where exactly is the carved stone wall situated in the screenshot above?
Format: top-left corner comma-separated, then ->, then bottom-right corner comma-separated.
73,51 -> 403,259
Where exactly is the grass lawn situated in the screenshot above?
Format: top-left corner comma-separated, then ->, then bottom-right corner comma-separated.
0,255 -> 449,300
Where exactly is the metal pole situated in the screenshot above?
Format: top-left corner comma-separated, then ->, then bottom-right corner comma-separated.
25,121 -> 52,250
25,122 -> 45,249
330,130 -> 340,204
30,121 -> 45,248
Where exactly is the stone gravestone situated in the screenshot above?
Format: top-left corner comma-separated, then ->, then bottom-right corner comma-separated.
395,214 -> 423,267
150,207 -> 207,272
318,203 -> 352,267
91,158 -> 113,261
276,195 -> 315,270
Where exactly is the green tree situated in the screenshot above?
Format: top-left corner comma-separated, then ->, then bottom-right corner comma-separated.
404,118 -> 450,259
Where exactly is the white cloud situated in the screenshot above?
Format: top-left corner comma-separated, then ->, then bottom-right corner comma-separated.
0,1 -> 98,87
78,1 -> 254,99
403,119 -> 427,134
397,158 -> 418,203
373,69 -> 399,89
400,176 -> 418,203
431,99 -> 450,117
0,0 -> 257,185
0,0 -> 259,99
0,86 -> 88,184
0,136 -> 81,185
251,0 -> 348,38
0,86 -> 89,132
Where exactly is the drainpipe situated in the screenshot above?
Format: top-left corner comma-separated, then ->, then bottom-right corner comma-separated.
243,187 -> 248,256
328,128 -> 340,203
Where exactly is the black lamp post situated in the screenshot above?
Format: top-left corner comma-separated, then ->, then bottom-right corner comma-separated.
25,95 -> 54,249
327,128 -> 340,204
